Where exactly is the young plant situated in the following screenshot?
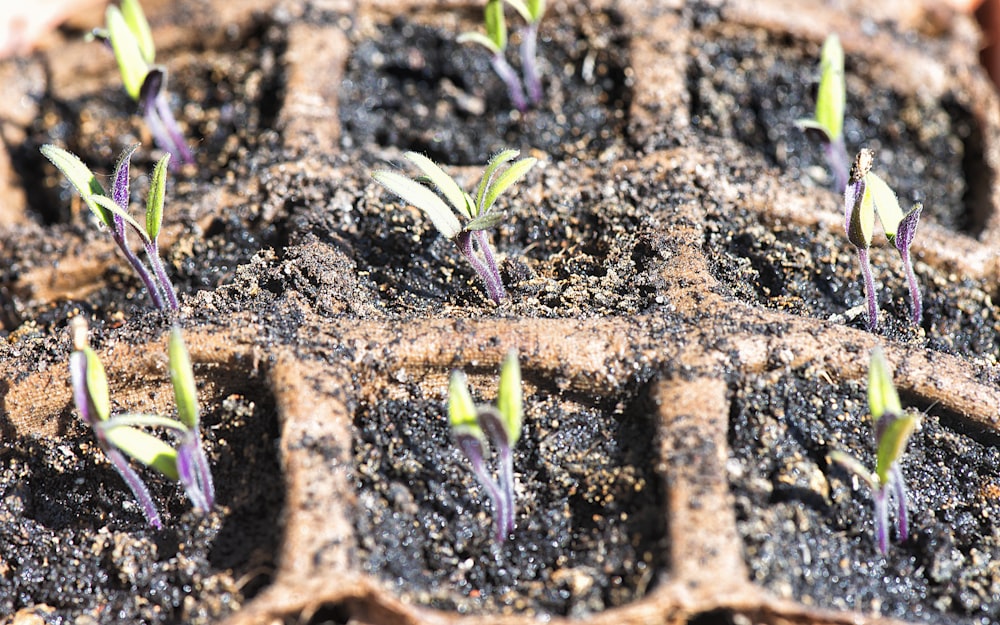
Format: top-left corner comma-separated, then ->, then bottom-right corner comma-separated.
371,149 -> 537,303
91,0 -> 194,166
449,350 -> 523,542
796,34 -> 849,191
458,0 -> 546,111
844,149 -> 923,331
70,318 -> 215,528
41,143 -> 179,310
829,348 -> 918,555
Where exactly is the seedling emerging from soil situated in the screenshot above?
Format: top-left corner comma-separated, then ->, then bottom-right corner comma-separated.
829,348 -> 918,554
41,143 -> 179,310
91,0 -> 194,166
70,318 -> 215,528
796,34 -> 849,191
449,350 -> 523,542
458,0 -> 546,111
843,149 -> 924,330
371,149 -> 537,303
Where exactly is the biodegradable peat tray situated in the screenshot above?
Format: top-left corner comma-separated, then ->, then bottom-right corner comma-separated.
2,1 -> 1000,624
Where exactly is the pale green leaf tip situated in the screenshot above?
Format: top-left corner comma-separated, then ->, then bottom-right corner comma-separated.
868,347 -> 902,421
448,370 -> 477,429
497,349 -> 522,443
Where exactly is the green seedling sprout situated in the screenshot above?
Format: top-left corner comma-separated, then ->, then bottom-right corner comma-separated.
843,149 -> 923,330
459,0 -> 546,111
449,350 -> 522,542
91,0 -> 194,166
70,318 -> 215,528
829,348 -> 918,554
371,149 -> 537,303
41,143 -> 179,310
796,34 -> 849,191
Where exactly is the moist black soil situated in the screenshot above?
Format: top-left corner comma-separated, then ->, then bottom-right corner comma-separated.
0,376 -> 283,623
339,5 -> 633,166
353,375 -> 665,617
728,365 -> 1000,625
686,20 -> 992,236
703,200 -> 1000,373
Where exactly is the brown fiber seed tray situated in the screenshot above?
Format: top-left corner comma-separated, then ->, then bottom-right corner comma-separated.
1,1 -> 999,624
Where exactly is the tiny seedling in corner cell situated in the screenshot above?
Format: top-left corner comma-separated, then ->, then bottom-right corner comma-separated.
829,347 -> 918,555
449,350 -> 523,542
69,317 -> 215,528
843,149 -> 923,331
796,33 -> 849,191
90,0 -> 194,166
371,149 -> 537,303
459,0 -> 546,111
41,143 -> 179,310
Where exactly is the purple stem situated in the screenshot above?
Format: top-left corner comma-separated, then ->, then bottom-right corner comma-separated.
891,464 -> 909,543
154,90 -> 195,166
113,228 -> 165,309
857,247 -> 878,331
457,434 -> 507,542
490,53 -> 528,112
825,135 -> 849,193
497,442 -> 515,538
898,247 -> 922,326
104,445 -> 164,529
177,433 -> 214,512
144,240 -> 179,310
873,487 -> 889,555
520,22 -> 542,105
456,231 -> 506,303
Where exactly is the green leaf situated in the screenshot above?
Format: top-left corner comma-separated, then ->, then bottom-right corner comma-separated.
525,0 -> 546,21
101,422 -> 179,480
169,328 -> 199,429
448,370 -> 481,437
83,347 -> 111,422
504,0 -> 533,22
828,450 -> 876,489
484,0 -> 507,52
846,178 -> 874,249
475,149 -> 520,215
815,34 -> 845,141
106,4 -> 149,101
146,154 -> 170,241
104,413 -> 189,432
403,152 -> 471,218
868,348 -> 902,421
121,0 -> 155,65
372,170 -> 463,238
865,172 -> 903,238
874,413 -> 917,485
481,157 -> 536,216
496,350 -> 522,445
40,144 -> 110,227
91,194 -> 151,243
456,32 -> 502,55
465,212 -> 506,232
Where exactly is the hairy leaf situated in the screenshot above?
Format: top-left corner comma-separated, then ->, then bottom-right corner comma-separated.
481,157 -> 537,216
372,170 -> 463,238
40,144 -> 109,226
146,154 -> 170,240
404,152 -> 470,218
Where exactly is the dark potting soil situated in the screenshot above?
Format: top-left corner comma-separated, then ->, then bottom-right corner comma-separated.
728,365 -> 1000,624
353,376 -> 665,617
339,5 -> 633,166
703,202 -> 1000,371
686,21 -> 991,236
0,386 -> 283,623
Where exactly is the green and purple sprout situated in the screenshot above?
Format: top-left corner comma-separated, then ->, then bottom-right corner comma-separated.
70,318 -> 214,528
843,149 -> 923,330
458,0 -> 547,112
371,149 -> 536,303
796,34 -> 849,191
448,350 -> 523,542
91,0 -> 194,166
830,348 -> 918,554
41,143 -> 179,310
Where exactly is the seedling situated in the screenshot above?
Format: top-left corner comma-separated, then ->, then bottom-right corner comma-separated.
843,149 -> 923,330
449,350 -> 523,542
70,317 -> 215,528
458,0 -> 546,111
797,34 -> 849,191
91,0 -> 194,166
829,348 -> 918,554
41,143 -> 179,310
371,149 -> 536,303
